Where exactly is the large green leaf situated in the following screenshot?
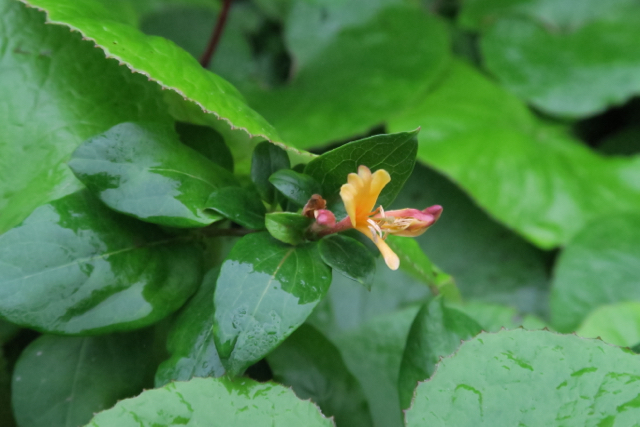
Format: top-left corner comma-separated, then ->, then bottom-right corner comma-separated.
0,190 -> 202,334
459,0 -> 640,117
577,302 -> 640,348
69,122 -> 237,228
86,377 -> 334,426
305,131 -> 418,213
21,0 -> 280,142
319,234 -> 376,290
247,0 -> 450,148
398,297 -> 482,410
551,214 -> 640,332
455,301 -> 546,333
212,232 -> 332,376
406,329 -> 640,426
0,349 -> 13,427
389,60 -> 640,249
267,324 -> 373,427
155,268 -> 225,387
12,332 -> 152,427
0,0 -> 169,235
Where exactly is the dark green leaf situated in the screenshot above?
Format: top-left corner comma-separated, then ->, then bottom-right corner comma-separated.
156,268 -> 225,387
267,324 -> 373,427
305,130 -> 418,211
406,329 -> 640,426
319,234 -> 376,290
86,377 -> 334,426
69,122 -> 237,228
0,349 -> 13,427
175,122 -> 234,172
551,214 -> 640,332
269,169 -> 322,207
0,190 -> 202,335
213,232 -> 331,376
206,187 -> 266,230
265,212 -> 312,245
398,297 -> 482,409
251,141 -> 291,204
12,332 -> 152,427
577,302 -> 640,347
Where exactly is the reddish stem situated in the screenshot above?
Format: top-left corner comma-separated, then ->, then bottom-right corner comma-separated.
199,0 -> 233,68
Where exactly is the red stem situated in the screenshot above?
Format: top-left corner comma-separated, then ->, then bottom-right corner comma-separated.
199,0 -> 233,68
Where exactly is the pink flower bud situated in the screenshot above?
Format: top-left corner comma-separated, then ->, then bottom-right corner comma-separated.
314,209 -> 336,227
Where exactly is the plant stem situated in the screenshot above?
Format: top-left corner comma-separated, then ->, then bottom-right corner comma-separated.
199,0 -> 233,68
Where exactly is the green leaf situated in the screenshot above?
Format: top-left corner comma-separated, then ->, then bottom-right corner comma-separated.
251,141 -> 291,204
68,122 -> 237,228
156,268 -> 225,387
389,60 -> 640,249
86,377 -> 334,426
455,301 -> 547,333
212,232 -> 331,376
269,169 -> 322,207
175,122 -> 234,172
267,324 -> 373,427
12,332 -> 152,427
551,214 -> 640,332
460,0 -> 640,117
0,190 -> 202,334
398,297 -> 482,410
406,329 -> 640,426
319,234 -> 376,290
577,302 -> 640,348
247,0 -> 450,148
0,349 -> 14,427
22,0 -> 281,142
0,0 -> 169,235
305,131 -> 418,212
206,187 -> 266,230
265,213 -> 312,245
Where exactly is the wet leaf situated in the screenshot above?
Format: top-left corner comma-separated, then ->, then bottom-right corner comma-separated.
175,122 -> 234,172
251,141 -> 291,204
319,234 -> 376,290
265,213 -> 312,245
212,232 -> 331,376
206,187 -> 266,230
0,190 -> 202,334
269,169 -> 322,207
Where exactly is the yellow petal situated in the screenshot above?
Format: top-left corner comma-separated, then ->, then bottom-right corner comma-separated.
347,172 -> 365,190
340,184 -> 358,227
375,238 -> 400,270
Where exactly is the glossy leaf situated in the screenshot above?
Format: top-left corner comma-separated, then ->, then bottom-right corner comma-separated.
0,190 -> 202,335
156,268 -> 225,387
577,302 -> 640,348
251,141 -> 291,204
265,213 -> 312,245
551,214 -> 640,332
406,329 -> 640,426
22,0 -> 281,142
175,122 -> 234,172
86,377 -> 334,426
212,232 -> 331,376
206,187 -> 266,230
267,324 -> 373,427
319,234 -> 376,290
269,169 -> 322,207
12,332 -> 152,427
0,0 -> 169,235
398,297 -> 482,409
460,0 -> 640,117
389,60 -> 640,249
305,130 -> 418,213
69,122 -> 237,228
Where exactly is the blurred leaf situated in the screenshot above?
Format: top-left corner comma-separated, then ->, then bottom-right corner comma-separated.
598,125 -> 640,156
12,332 -> 152,427
551,214 -> 640,332
390,60 -> 640,249
305,131 -> 418,214
398,297 -> 482,410
577,302 -> 640,347
265,212 -> 312,245
460,0 -> 640,117
269,169 -> 322,207
455,301 -> 546,332
248,0 -> 450,148
86,377 -> 334,426
213,232 -> 331,376
319,234 -> 376,290
175,122 -> 234,172
69,122 -> 237,228
252,141 -> 291,204
156,268 -> 225,387
406,329 -> 640,426
267,324 -> 373,427
22,0 -> 281,142
0,0 -> 169,235
0,320 -> 20,345
0,349 -> 13,427
0,190 -> 202,335
206,187 -> 266,230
